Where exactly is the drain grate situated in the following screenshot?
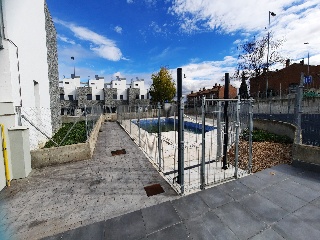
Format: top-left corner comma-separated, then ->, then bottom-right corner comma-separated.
111,149 -> 126,156
144,184 -> 165,197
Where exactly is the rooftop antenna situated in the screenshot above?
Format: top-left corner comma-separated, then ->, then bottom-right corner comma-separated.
71,56 -> 75,77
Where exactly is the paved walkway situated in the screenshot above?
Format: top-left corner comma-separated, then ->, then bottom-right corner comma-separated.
42,164 -> 320,240
0,122 -> 178,240
1,121 -> 320,240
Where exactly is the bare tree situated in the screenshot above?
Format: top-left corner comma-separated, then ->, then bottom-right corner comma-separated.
236,33 -> 285,79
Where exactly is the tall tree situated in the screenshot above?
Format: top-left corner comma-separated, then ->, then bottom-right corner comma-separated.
236,33 -> 285,79
149,67 -> 176,103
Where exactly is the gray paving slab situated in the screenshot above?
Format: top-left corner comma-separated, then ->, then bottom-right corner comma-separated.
104,210 -> 146,240
239,174 -> 269,191
270,164 -> 305,176
272,214 -> 320,240
146,222 -> 189,240
215,179 -> 255,200
43,221 -> 105,240
184,211 -> 238,240
213,201 -> 267,240
277,179 -> 320,202
238,193 -> 289,224
250,227 -> 285,240
141,201 -> 181,235
198,186 -> 234,209
253,167 -> 288,184
258,185 -> 307,212
171,192 -> 210,220
292,204 -> 320,230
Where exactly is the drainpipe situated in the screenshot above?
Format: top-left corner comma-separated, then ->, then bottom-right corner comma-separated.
0,124 -> 11,187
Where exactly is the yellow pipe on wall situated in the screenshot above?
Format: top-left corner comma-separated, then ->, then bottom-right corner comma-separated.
0,124 -> 10,187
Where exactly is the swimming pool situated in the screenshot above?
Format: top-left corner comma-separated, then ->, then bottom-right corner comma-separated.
132,118 -> 215,134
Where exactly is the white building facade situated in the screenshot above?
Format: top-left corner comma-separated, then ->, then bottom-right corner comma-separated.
0,0 -> 60,190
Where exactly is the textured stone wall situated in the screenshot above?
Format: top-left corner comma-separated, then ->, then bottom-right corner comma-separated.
127,88 -> 150,106
76,87 -> 103,107
104,88 -> 128,106
44,2 -> 61,133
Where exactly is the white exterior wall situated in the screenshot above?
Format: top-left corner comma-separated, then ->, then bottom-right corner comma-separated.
131,79 -> 148,99
89,78 -> 104,100
112,78 -> 127,100
2,0 -> 53,150
60,77 -> 80,100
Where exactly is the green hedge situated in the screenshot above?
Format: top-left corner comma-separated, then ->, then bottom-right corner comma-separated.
241,129 -> 293,144
44,121 -> 87,148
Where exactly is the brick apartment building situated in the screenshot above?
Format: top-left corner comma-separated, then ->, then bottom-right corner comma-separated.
250,60 -> 320,98
187,83 -> 238,104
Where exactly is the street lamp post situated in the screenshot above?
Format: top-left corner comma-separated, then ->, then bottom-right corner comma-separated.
304,42 -> 310,76
266,11 -> 276,98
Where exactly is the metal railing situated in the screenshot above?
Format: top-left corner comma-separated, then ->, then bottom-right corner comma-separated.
117,99 -> 253,194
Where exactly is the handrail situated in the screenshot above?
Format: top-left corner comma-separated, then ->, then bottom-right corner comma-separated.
0,124 -> 10,186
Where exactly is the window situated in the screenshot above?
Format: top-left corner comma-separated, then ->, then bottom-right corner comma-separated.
113,94 -> 117,99
68,95 -> 73,101
96,95 -> 100,100
136,94 -> 139,99
141,95 -> 144,99
91,83 -> 95,85
87,94 -> 92,100
135,84 -> 138,86
60,94 -> 65,100
120,95 -> 123,100
65,82 -> 69,84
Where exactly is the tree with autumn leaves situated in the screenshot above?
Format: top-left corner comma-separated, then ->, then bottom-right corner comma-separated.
149,67 -> 176,103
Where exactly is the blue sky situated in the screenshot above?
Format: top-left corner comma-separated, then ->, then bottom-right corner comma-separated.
46,0 -> 320,94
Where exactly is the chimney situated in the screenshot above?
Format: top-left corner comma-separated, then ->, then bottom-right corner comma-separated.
215,83 -> 217,87
203,87 -> 206,91
191,91 -> 193,94
286,59 -> 290,68
300,59 -> 304,65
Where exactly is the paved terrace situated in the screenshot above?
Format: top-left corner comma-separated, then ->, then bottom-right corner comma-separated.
1,122 -> 320,239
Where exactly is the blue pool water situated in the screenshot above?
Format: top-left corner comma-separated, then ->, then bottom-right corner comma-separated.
132,118 -> 215,134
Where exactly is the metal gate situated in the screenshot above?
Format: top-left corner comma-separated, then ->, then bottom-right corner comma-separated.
117,98 -> 253,194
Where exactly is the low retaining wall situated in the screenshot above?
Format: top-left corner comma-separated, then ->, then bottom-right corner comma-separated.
254,118 -> 320,171
253,119 -> 298,141
31,114 -> 105,168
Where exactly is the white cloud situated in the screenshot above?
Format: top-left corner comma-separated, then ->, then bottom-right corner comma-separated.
57,35 -> 75,45
170,56 -> 238,95
170,1 -> 320,65
127,0 -> 134,3
114,26 -> 123,34
54,18 -> 123,61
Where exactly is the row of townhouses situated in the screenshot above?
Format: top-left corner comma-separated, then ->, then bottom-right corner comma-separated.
59,75 -> 150,114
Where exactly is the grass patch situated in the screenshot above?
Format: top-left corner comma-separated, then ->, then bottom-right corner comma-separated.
44,121 -> 87,148
241,128 -> 293,144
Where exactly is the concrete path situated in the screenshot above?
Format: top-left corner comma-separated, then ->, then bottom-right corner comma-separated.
0,122 -> 178,240
42,164 -> 320,240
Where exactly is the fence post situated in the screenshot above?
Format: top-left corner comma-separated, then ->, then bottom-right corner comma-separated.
85,105 -> 88,140
248,99 -> 253,173
234,97 -> 240,178
138,104 -> 141,146
129,105 -> 132,134
294,73 -> 304,144
201,96 -> 206,189
158,102 -> 162,171
222,73 -> 229,170
217,101 -> 222,159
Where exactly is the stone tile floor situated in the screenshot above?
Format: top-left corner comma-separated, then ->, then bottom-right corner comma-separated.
1,121 -> 320,240
0,122 -> 178,240
44,164 -> 320,240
